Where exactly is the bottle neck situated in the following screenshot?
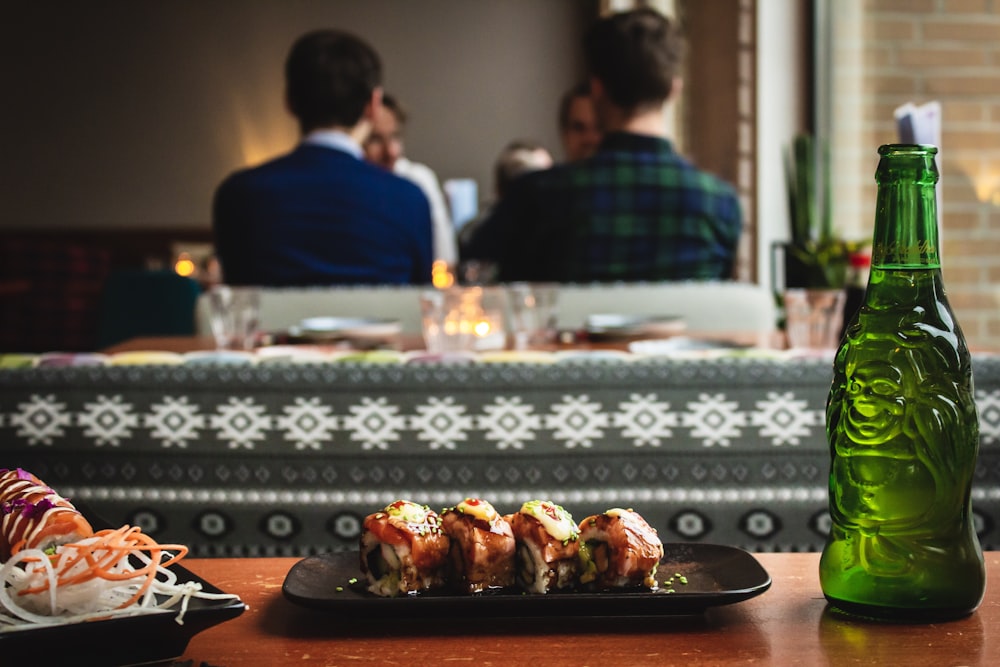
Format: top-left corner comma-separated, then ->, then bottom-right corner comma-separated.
871,145 -> 941,271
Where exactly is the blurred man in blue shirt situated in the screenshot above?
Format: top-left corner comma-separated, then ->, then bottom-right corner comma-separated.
213,30 -> 433,286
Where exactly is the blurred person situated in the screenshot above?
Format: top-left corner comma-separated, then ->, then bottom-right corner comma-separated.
213,30 -> 433,286
458,139 -> 553,260
494,140 -> 554,198
463,9 -> 742,283
364,93 -> 458,266
558,81 -> 602,162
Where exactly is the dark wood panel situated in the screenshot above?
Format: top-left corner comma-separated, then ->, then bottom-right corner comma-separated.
681,0 -> 744,185
0,227 -> 214,270
0,228 -> 213,352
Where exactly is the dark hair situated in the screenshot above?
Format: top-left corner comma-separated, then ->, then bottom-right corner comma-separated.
381,93 -> 408,125
494,139 -> 550,198
557,81 -> 591,131
583,8 -> 685,111
285,29 -> 382,133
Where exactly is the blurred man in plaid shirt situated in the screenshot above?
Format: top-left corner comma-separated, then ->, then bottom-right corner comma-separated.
462,8 -> 742,283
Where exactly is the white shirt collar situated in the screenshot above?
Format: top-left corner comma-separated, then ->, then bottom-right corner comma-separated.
301,129 -> 363,159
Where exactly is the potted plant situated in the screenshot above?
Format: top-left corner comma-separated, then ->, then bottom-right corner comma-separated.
778,134 -> 868,347
782,134 -> 866,289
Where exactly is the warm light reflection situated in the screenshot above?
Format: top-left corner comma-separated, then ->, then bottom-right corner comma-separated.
440,315 -> 492,338
443,319 -> 474,336
432,260 -> 455,289
954,157 -> 1000,204
174,253 -> 196,277
228,89 -> 297,167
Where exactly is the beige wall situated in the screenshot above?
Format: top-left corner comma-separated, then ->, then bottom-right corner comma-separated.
757,0 -> 810,289
3,1 -> 811,295
829,0 -> 1000,351
1,0 -> 591,229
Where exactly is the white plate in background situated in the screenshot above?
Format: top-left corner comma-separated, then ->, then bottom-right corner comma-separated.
291,317 -> 401,341
584,314 -> 686,339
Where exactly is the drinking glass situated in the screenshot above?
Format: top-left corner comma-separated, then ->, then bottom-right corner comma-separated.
507,283 -> 559,350
419,287 -> 507,353
783,288 -> 846,350
208,285 -> 260,350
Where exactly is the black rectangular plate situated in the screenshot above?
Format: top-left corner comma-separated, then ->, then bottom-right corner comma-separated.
0,560 -> 246,666
282,542 -> 770,617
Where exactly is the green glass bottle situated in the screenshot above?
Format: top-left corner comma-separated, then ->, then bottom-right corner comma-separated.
819,144 -> 985,621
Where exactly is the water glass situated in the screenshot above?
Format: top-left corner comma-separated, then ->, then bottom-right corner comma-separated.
507,283 -> 559,349
208,285 -> 260,350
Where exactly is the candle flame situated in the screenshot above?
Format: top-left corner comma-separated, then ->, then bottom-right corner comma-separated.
432,260 -> 455,289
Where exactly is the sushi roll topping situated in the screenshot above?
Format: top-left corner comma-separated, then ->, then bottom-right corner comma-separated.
454,498 -> 490,518
382,500 -> 442,536
604,507 -> 631,518
450,498 -> 508,534
1,496 -> 55,520
520,500 -> 579,543
1,470 -> 59,522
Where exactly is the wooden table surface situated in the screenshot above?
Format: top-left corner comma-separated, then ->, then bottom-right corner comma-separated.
178,552 -> 1000,666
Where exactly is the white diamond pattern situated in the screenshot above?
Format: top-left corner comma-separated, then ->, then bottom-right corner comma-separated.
615,393 -> 677,447
211,397 -> 272,449
545,394 -> 609,448
78,394 -> 138,446
145,396 -> 205,448
477,396 -> 540,450
0,387 -> 858,452
978,389 -> 1000,446
411,396 -> 473,450
751,392 -> 819,446
10,394 -> 72,445
343,396 -> 406,450
277,397 -> 338,450
682,393 -> 747,447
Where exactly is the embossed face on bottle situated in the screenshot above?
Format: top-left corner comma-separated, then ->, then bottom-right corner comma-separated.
833,344 -> 936,524
842,360 -> 905,447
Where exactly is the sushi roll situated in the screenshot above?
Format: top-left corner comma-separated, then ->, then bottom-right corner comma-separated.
508,499 -> 580,594
0,468 -> 94,561
440,498 -> 515,593
577,508 -> 664,589
359,500 -> 450,597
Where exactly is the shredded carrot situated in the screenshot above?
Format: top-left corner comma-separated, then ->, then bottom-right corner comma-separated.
1,525 -> 242,629
15,525 -> 189,611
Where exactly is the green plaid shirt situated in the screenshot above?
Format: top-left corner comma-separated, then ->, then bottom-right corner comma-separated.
465,132 -> 742,283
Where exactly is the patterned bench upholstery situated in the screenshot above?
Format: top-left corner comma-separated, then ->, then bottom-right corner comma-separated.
4,355 -> 1000,556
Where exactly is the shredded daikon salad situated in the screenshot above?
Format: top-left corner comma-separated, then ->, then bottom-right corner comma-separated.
0,524 -> 242,631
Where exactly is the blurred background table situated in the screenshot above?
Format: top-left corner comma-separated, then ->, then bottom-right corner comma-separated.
99,329 -> 779,356
101,335 -> 219,354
